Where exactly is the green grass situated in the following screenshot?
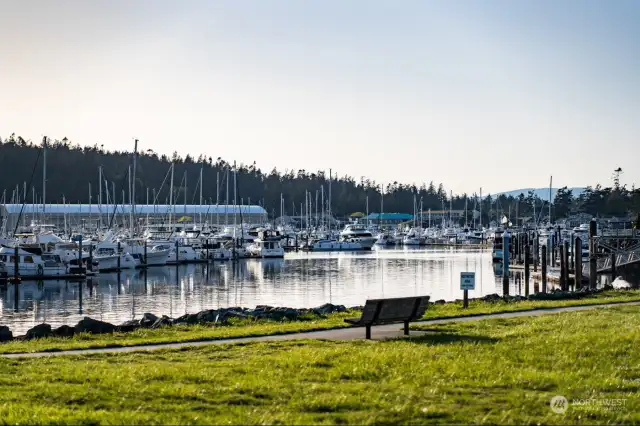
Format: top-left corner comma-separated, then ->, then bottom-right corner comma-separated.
1,306 -> 639,424
1,289 -> 640,355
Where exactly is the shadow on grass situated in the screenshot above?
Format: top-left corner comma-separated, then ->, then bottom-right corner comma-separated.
401,332 -> 500,346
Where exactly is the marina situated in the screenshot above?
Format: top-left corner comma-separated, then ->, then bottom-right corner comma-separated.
0,246 -> 544,335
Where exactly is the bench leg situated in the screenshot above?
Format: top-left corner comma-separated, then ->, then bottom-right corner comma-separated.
366,325 -> 371,340
404,321 -> 409,336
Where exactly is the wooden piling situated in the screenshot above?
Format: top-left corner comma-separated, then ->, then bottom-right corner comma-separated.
533,233 -> 539,272
541,245 -> 548,293
559,244 -> 566,291
611,252 -> 617,283
524,243 -> 530,296
574,237 -> 582,289
569,234 -> 574,272
12,245 -> 20,283
564,240 -> 570,290
88,244 -> 93,272
589,219 -> 597,289
117,241 -> 121,271
144,243 -> 148,267
502,232 -> 510,296
78,239 -> 83,271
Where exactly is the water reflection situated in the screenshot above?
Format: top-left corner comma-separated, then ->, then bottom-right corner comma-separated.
2,247 -> 530,334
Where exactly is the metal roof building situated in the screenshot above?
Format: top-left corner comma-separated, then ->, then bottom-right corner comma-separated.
0,204 -> 268,232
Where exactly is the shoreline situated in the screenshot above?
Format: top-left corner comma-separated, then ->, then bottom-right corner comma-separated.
0,286 -> 639,354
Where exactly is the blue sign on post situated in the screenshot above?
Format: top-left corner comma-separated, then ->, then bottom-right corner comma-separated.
460,272 -> 476,290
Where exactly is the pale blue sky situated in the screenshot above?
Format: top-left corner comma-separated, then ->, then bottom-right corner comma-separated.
1,0 -> 638,194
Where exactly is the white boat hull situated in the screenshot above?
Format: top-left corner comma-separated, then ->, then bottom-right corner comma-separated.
0,263 -> 67,277
403,237 -> 423,246
144,249 -> 170,266
96,254 -> 137,271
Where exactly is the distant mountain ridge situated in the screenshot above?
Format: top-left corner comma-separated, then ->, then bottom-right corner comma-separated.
493,187 -> 586,202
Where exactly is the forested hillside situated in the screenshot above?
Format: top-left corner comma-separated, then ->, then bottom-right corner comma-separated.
1,134 -> 638,223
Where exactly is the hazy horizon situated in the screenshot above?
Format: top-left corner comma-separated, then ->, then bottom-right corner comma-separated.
1,0 -> 638,194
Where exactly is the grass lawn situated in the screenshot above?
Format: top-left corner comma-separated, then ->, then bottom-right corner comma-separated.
0,306 -> 638,424
1,289 -> 639,354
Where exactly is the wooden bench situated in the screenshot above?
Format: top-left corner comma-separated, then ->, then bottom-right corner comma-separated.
344,296 -> 430,339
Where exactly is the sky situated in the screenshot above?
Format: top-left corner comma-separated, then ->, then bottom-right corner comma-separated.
1,0 -> 639,195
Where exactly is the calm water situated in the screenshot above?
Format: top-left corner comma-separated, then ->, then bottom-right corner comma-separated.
1,247 -> 536,334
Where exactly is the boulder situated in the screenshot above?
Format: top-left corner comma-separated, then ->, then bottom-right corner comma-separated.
116,320 -> 140,333
255,305 -> 274,311
480,293 -> 502,303
26,323 -> 52,340
224,310 -> 249,320
75,317 -> 116,335
263,307 -> 300,321
52,325 -> 75,338
196,309 -> 219,324
151,315 -> 172,329
0,325 -> 12,342
174,313 -> 199,325
139,313 -> 159,328
214,314 -> 229,325
312,303 -> 347,315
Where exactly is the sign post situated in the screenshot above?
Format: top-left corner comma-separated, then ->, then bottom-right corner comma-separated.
460,272 -> 476,309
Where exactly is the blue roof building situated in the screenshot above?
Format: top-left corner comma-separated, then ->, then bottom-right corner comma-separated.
365,213 -> 413,224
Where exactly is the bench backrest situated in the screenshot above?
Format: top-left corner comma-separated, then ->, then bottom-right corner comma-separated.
359,296 -> 430,324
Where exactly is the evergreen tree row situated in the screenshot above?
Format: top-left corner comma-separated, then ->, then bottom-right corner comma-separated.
1,134 -> 639,224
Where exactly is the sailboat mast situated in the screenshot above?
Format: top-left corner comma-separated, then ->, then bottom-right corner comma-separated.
225,168 -> 229,225
199,165 -> 203,225
233,161 -> 237,227
216,171 -> 220,226
42,136 -> 47,217
146,187 -> 149,227
169,163 -> 174,227
132,139 -> 138,235
449,190 -> 453,227
380,184 -> 383,228
549,176 -> 553,225
464,196 -> 468,228
89,182 -> 92,232
479,187 -> 482,230
98,166 -> 103,229
366,195 -> 369,226
328,169 -> 332,232
321,187 -> 324,229
183,170 -> 187,215
128,164 -> 133,235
